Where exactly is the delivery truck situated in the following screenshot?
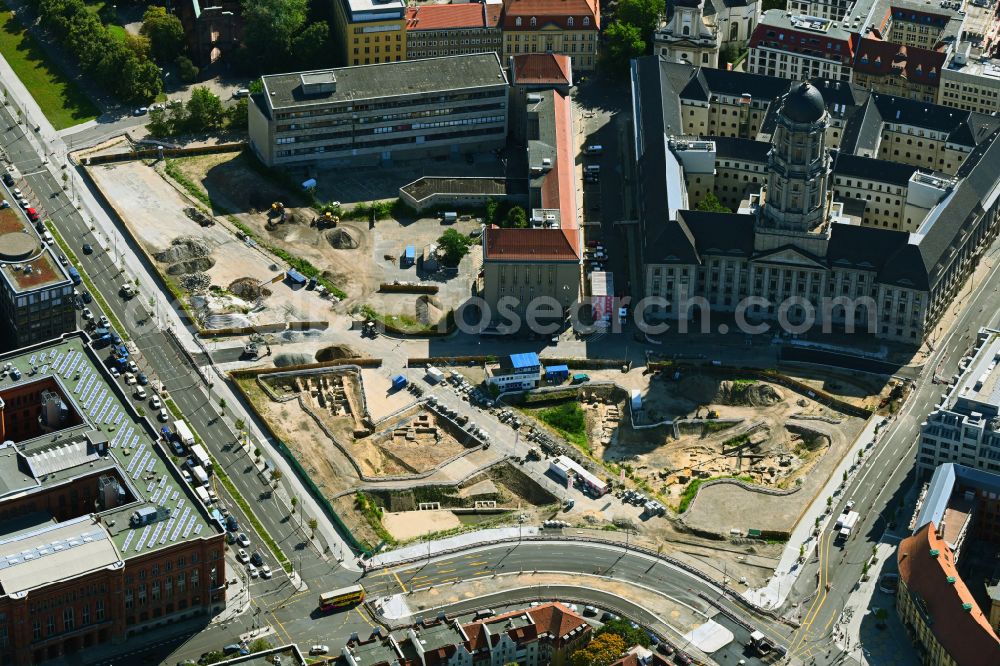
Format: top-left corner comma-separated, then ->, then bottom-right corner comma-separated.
425,366 -> 445,384
174,419 -> 196,448
191,465 -> 209,487
190,443 -> 213,473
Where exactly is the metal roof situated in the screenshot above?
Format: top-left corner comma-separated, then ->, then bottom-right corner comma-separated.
509,352 -> 540,369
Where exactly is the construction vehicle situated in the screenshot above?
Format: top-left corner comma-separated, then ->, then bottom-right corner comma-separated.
362,321 -> 379,338
242,343 -> 258,359
313,211 -> 339,229
269,202 -> 286,222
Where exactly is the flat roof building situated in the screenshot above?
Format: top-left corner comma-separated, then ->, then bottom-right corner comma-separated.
248,54 -> 509,168
0,207 -> 75,352
0,333 -> 225,663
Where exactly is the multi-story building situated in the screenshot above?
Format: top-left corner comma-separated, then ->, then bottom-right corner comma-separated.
341,602 -> 591,666
500,0 -> 600,72
485,352 -> 543,391
248,54 -> 509,168
653,0 -> 719,69
629,58 -> 1000,343
786,0 -> 853,21
0,207 -> 75,352
897,522 -> 1000,666
918,329 -> 1000,476
175,0 -> 243,67
481,84 -> 581,329
702,0 -> 761,50
851,36 -> 944,103
896,462 -> 1000,665
876,2 -> 958,51
332,0 -> 407,67
747,11 -> 855,82
0,333 -> 225,664
940,43 -> 1000,115
404,2 -> 502,61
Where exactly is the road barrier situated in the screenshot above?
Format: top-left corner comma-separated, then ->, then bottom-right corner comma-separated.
378,283 -> 439,294
81,142 -> 246,165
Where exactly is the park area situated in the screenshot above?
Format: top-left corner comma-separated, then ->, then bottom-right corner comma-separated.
0,5 -> 98,129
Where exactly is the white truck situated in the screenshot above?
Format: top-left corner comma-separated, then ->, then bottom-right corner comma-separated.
835,510 -> 860,540
190,443 -> 213,473
425,366 -> 445,384
194,485 -> 212,505
191,465 -> 209,487
174,419 -> 196,448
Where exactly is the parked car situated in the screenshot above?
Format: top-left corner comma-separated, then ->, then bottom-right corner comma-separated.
137,373 -> 148,385
150,395 -> 161,409
260,564 -> 272,579
309,646 -> 329,655
236,548 -> 249,563
237,533 -> 250,548
99,315 -> 110,327
159,408 -> 170,422
2,172 -> 14,186
81,291 -> 92,303
133,107 -> 148,116
250,551 -> 263,566
248,564 -> 259,578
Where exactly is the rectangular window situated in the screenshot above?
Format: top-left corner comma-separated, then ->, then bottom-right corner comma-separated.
177,573 -> 185,593
96,600 -> 105,622
33,620 -> 40,641
125,589 -> 133,610
63,607 -> 74,632
82,605 -> 90,626
138,584 -> 147,606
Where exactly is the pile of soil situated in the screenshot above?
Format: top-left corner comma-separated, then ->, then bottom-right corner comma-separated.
716,381 -> 782,407
315,344 -> 359,362
286,209 -> 311,225
326,228 -> 359,249
154,237 -> 211,264
179,273 -> 210,293
229,277 -> 270,300
274,353 -> 313,367
416,295 -> 443,325
166,257 -> 216,275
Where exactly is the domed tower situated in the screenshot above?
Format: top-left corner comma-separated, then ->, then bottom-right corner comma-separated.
760,82 -> 831,235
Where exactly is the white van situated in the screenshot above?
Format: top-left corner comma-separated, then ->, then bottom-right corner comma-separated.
42,230 -> 54,245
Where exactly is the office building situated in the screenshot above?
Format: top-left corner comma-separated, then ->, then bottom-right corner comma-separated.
405,2 -> 502,61
629,58 -> 1000,343
500,0 -> 600,72
481,84 -> 581,328
918,329 -> 1000,475
0,333 -> 225,664
485,352 -> 542,391
747,11 -> 855,82
341,602 -> 591,666
653,0 -> 719,69
0,208 -> 75,352
332,0 -> 407,67
248,54 -> 509,168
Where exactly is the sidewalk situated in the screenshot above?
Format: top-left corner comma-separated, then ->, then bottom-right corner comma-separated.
366,527 -> 539,568
744,416 -> 885,609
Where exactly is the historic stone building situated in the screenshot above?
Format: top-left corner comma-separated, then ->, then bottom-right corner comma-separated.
629,58 -> 1000,343
652,0 -> 719,69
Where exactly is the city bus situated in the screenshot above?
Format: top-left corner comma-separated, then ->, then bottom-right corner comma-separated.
319,584 -> 365,612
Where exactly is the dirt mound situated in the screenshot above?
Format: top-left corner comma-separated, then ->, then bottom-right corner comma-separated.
326,227 -> 359,249
716,381 -> 782,407
416,295 -> 443,325
286,209 -> 312,225
179,273 -> 210,293
166,257 -> 216,275
274,353 -> 314,367
315,345 -> 359,362
229,277 -> 270,300
154,237 -> 211,264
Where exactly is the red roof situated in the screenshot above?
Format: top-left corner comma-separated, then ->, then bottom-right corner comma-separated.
853,36 -> 944,85
485,227 -> 577,261
501,0 -> 600,30
897,523 -> 1000,666
462,603 -> 589,650
512,54 -> 572,87
405,3 -> 494,30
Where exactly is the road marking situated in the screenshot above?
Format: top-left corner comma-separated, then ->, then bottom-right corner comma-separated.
788,530 -> 831,656
392,570 -> 409,593
466,561 -> 488,566
435,568 -> 456,573
355,606 -> 375,628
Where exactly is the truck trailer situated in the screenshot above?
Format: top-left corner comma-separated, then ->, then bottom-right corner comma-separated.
174,419 -> 196,447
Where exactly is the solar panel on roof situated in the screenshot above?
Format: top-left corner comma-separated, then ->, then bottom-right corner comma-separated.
122,529 -> 137,552
182,516 -> 196,538
146,482 -> 155,493
29,355 -> 36,365
145,459 -> 155,473
147,523 -> 163,549
73,368 -> 90,393
158,476 -> 167,488
171,492 -> 179,501
114,413 -> 124,425
170,508 -> 191,541
104,405 -> 119,425
150,490 -> 160,503
176,499 -> 185,509
193,524 -> 203,535
129,435 -> 139,448
134,525 -> 151,552
39,365 -> 48,375
159,517 -> 175,544
159,487 -> 172,507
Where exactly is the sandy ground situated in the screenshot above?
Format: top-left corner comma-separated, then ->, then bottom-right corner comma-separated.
87,160 -> 336,327
382,510 -> 463,540
363,369 -> 418,422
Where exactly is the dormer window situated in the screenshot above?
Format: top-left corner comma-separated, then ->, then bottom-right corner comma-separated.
567,16 -> 574,27
516,17 -> 522,26
530,16 -> 537,26
583,16 -> 590,26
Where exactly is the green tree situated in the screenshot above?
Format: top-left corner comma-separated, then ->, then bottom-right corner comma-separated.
185,87 -> 225,132
176,55 -> 200,83
695,191 -> 730,213
248,637 -> 274,653
200,650 -> 226,665
141,6 -> 187,63
243,0 -> 308,71
227,97 -> 249,132
595,618 -> 652,648
291,21 -> 334,70
615,0 -> 661,44
485,199 -> 498,225
437,228 -> 474,266
504,206 -> 527,228
570,632 -> 626,666
605,22 -> 645,71
308,518 -> 318,536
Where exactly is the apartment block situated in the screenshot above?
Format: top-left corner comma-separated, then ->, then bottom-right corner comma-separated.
0,208 -> 75,352
0,333 -> 226,664
501,0 -> 600,72
248,54 -> 509,168
747,11 -> 854,82
405,2 -> 502,61
332,0 -> 407,67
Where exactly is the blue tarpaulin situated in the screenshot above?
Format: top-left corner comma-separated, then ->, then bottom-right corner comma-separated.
286,269 -> 307,285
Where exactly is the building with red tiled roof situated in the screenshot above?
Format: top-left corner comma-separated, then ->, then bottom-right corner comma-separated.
501,0 -> 600,71
897,522 -> 1000,666
510,53 -> 573,93
481,85 -> 582,330
852,36 -> 944,104
405,2 -> 502,61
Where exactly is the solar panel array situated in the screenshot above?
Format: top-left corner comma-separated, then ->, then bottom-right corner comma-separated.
0,527 -> 106,571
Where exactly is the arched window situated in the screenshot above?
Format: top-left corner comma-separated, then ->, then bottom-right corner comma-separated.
516,17 -> 522,26
583,16 -> 590,26
567,16 -> 574,27
530,16 -> 537,26
682,26 -> 690,35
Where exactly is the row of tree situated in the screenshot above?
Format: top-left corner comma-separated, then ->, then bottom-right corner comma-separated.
232,0 -> 338,75
147,87 -> 248,137
33,0 -> 162,103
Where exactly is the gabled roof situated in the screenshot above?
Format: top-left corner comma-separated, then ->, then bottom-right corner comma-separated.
405,3 -> 494,30
512,54 -> 572,87
501,0 -> 600,29
484,228 -> 578,261
898,523 -> 1000,666
853,37 -> 946,86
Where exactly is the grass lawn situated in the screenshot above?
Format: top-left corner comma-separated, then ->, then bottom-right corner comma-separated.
0,6 -> 99,129
536,402 -> 590,453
